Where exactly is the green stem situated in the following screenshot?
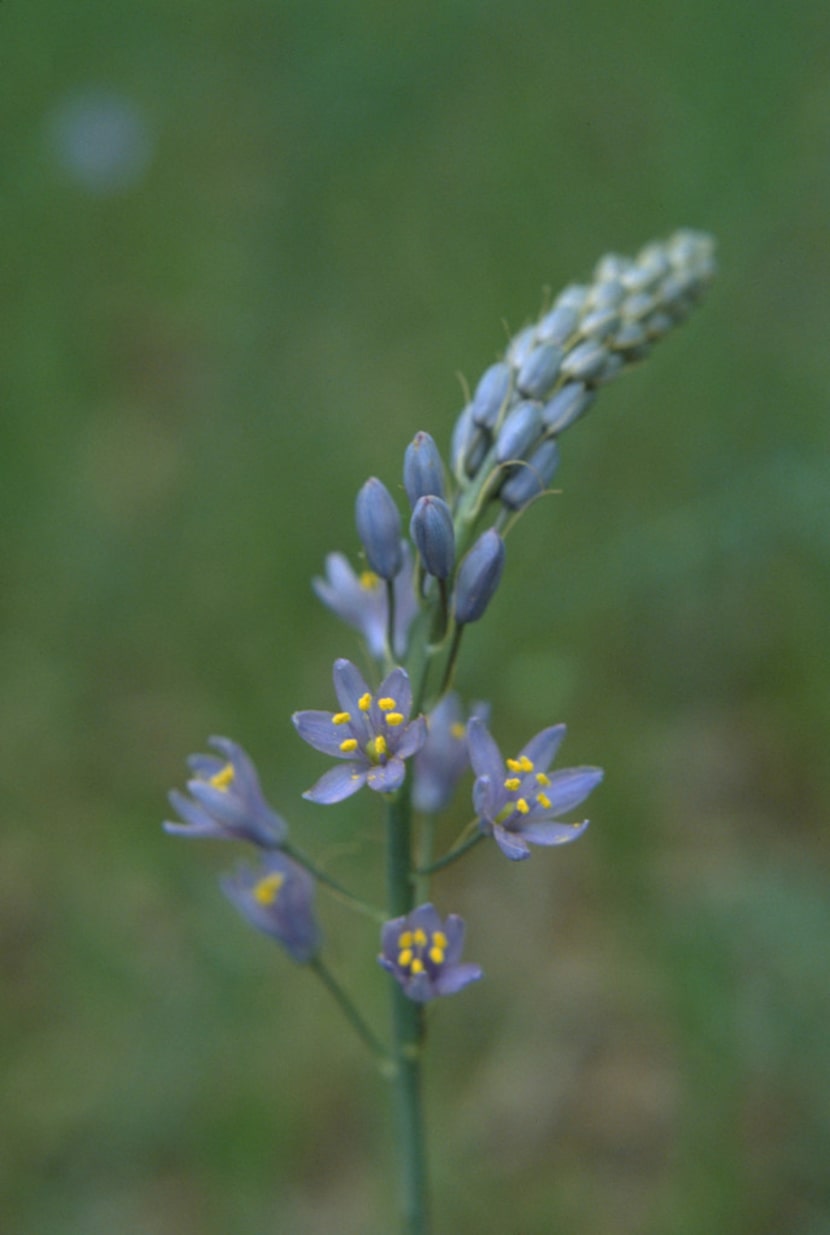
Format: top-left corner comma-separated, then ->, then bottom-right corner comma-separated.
309,956 -> 393,1069
283,841 -> 385,923
386,784 -> 430,1235
416,826 -> 485,876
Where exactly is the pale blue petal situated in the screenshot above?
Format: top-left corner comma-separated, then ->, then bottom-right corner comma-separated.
303,763 -> 366,804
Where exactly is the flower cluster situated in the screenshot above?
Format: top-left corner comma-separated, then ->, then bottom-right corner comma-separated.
164,229 -> 714,1026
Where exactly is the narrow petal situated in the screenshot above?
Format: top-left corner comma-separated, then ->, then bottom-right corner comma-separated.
333,658 -> 371,714
520,819 -> 590,846
467,717 -> 504,781
545,766 -> 604,815
366,759 -> 406,794
435,963 -> 483,996
473,774 -> 499,823
303,763 -> 366,804
292,710 -> 350,757
380,916 -> 406,962
408,903 -> 443,936
441,914 -> 466,966
519,724 -> 567,771
379,666 -> 412,717
395,714 -> 427,759
167,788 -> 213,831
492,825 -> 531,860
187,780 -> 248,828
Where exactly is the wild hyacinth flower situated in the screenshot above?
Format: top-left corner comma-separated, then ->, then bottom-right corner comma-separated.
468,716 -> 603,860
379,903 -> 482,1002
164,737 -> 287,848
413,694 -> 490,814
221,850 -> 321,963
313,543 -> 418,661
293,658 -> 427,802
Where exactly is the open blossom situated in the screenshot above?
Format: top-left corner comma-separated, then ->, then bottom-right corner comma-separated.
164,737 -> 287,848
413,693 -> 490,814
468,717 -> 603,860
312,543 -> 418,661
379,903 -> 482,1003
293,659 -> 427,803
221,850 -> 321,963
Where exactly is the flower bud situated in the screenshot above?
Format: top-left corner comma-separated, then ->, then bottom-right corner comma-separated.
495,400 -> 543,464
404,431 -> 445,507
454,529 -> 505,624
516,342 -> 564,400
410,495 -> 455,580
471,362 -> 512,429
355,477 -> 403,580
541,382 -> 596,434
560,339 -> 609,382
451,403 -> 489,479
536,303 -> 579,347
500,439 -> 560,511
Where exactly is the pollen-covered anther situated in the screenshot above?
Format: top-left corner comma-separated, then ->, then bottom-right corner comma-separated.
358,692 -> 373,712
385,712 -> 404,727
537,792 -> 552,809
450,722 -> 465,741
398,948 -> 413,967
332,711 -> 351,725
339,738 -> 358,753
209,763 -> 235,791
359,570 -> 381,591
413,928 -> 427,947
253,872 -> 285,906
378,697 -> 397,711
429,945 -> 445,965
367,734 -> 388,761
411,958 -> 425,975
504,776 -> 521,791
516,797 -> 530,815
535,771 -> 551,786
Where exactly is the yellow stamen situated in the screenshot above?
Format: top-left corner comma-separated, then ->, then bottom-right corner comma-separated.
537,792 -> 552,809
332,711 -> 351,725
385,712 -> 404,727
413,928 -> 427,947
253,872 -> 285,906
399,931 -> 413,948
504,777 -> 521,791
398,948 -> 413,967
516,797 -> 530,815
209,763 -> 235,791
410,958 -> 425,975
359,570 -> 381,591
428,947 -> 445,965
358,693 -> 372,712
339,738 -> 358,753
450,722 -> 465,740
373,734 -> 387,757
518,756 -> 534,772
535,772 -> 551,787
378,697 -> 397,711
506,757 -> 522,772
432,930 -> 447,949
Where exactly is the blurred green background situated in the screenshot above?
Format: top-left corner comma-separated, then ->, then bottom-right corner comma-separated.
3,2 -> 829,1232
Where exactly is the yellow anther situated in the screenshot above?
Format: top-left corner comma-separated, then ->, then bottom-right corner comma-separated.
209,763 -> 235,791
450,722 -> 465,740
332,711 -> 351,725
504,777 -> 521,791
398,948 -> 413,968
399,931 -> 413,948
373,734 -> 388,757
385,712 -> 404,727
537,792 -> 552,809
516,797 -> 530,815
359,570 -> 381,591
378,697 -> 397,711
410,958 -> 425,975
518,755 -> 534,772
413,928 -> 427,947
506,757 -> 522,772
535,772 -> 551,787
339,738 -> 358,753
253,872 -> 285,906
432,930 -> 448,949
429,947 -> 445,965
358,693 -> 373,712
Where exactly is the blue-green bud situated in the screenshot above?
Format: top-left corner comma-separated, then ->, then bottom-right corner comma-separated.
355,478 -> 403,581
472,362 -> 512,429
541,382 -> 596,434
536,303 -> 579,347
500,439 -> 560,511
505,323 -> 537,368
410,495 -> 455,580
578,308 -> 620,342
454,529 -> 505,624
404,431 -> 445,507
495,400 -> 543,464
451,403 -> 489,479
517,343 -> 563,400
560,339 -> 609,382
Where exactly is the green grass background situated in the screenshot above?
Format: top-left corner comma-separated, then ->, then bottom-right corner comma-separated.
3,2 -> 829,1232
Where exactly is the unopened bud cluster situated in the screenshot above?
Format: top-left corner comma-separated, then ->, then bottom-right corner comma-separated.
451,229 -> 716,506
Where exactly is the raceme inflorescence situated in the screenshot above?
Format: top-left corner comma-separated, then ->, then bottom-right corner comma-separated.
164,229 -> 716,1235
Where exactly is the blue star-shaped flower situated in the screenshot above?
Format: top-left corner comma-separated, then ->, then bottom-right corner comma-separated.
379,903 -> 482,1003
293,659 -> 427,803
468,717 -> 602,860
164,736 -> 287,848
